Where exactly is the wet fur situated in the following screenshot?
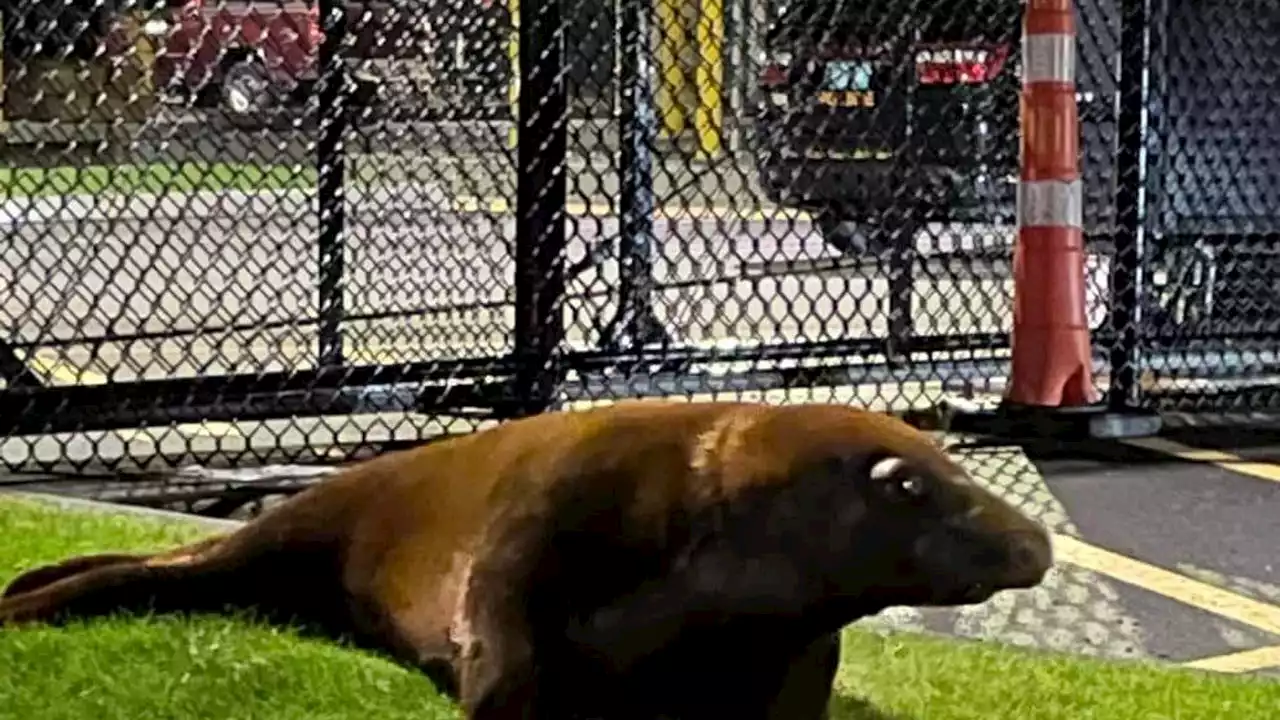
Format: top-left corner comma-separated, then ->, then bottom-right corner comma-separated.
0,400 -> 1052,719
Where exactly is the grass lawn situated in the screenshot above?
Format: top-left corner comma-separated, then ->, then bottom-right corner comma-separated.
0,162 -> 319,200
1,493 -> 1278,719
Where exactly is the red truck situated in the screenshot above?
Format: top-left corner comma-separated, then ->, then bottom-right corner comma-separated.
147,0 -> 325,124
147,0 -> 499,125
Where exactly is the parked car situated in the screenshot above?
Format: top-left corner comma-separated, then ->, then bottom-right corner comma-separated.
753,0 -> 1108,255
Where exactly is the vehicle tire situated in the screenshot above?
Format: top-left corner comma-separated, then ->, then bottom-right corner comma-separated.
814,210 -> 859,255
816,209 -> 889,257
815,208 -> 920,260
220,57 -> 277,128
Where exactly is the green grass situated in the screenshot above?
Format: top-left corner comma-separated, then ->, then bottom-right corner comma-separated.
1,494 -> 1277,719
0,162 -> 319,199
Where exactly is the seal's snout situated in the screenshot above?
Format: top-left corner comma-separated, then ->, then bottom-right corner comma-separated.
1000,528 -> 1053,590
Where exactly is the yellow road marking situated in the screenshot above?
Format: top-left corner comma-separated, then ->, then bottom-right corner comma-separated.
1121,436 -> 1280,485
1181,645 -> 1280,674
1052,533 -> 1280,637
190,422 -> 242,438
26,353 -> 109,386
451,195 -> 813,222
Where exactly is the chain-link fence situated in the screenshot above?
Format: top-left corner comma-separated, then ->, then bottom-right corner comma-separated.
1109,0 -> 1280,416
0,0 -> 1278,474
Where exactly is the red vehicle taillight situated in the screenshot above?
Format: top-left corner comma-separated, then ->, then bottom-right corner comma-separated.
915,44 -> 1010,85
179,0 -> 201,21
308,4 -> 324,44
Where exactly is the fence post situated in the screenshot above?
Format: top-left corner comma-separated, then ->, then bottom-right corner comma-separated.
316,0 -> 348,368
602,0 -> 669,354
511,0 -> 567,416
1109,0 -> 1152,412
1005,0 -> 1097,407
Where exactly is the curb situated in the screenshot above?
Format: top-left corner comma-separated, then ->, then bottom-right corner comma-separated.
1,490 -> 244,531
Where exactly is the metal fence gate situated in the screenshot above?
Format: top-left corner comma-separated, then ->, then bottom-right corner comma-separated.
1,0 -> 1280,479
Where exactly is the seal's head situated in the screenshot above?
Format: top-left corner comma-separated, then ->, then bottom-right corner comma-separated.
845,451 -> 1054,607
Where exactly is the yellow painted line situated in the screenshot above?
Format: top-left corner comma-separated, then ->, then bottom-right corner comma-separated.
450,195 -> 812,222
1181,645 -> 1280,674
26,353 -> 110,386
1052,533 -> 1280,637
190,422 -> 242,439
1121,436 -> 1280,485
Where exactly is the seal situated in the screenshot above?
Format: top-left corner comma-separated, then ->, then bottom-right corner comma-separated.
0,400 -> 1053,719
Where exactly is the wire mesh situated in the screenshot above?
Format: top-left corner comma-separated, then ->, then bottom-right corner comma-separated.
0,0 -> 1276,460
1102,0 -> 1280,415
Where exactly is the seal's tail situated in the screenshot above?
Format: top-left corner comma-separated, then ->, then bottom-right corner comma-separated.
0,536 -> 235,627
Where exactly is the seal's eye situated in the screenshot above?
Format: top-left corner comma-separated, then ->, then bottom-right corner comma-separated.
890,476 -> 928,501
869,456 -> 929,502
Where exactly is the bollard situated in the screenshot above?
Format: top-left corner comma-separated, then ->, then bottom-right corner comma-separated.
693,0 -> 724,159
1005,0 -> 1098,407
654,0 -> 689,139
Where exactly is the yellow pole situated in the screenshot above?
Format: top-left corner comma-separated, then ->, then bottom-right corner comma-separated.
693,0 -> 724,159
654,0 -> 688,138
507,0 -> 520,149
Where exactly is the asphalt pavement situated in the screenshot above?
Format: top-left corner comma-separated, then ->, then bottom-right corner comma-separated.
0,181 -> 1056,383
0,171 -> 1118,468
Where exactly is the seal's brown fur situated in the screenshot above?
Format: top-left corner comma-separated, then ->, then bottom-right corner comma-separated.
0,400 -> 1052,719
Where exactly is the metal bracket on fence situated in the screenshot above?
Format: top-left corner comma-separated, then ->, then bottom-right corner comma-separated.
1153,241 -> 1217,330
600,0 -> 674,357
885,215 -> 919,362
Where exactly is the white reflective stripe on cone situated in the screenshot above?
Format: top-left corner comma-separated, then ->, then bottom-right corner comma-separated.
1017,179 -> 1083,229
1022,33 -> 1076,85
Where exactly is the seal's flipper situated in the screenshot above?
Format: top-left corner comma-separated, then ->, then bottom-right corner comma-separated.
0,537 -> 238,627
2,536 -> 227,600
3,553 -> 146,599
